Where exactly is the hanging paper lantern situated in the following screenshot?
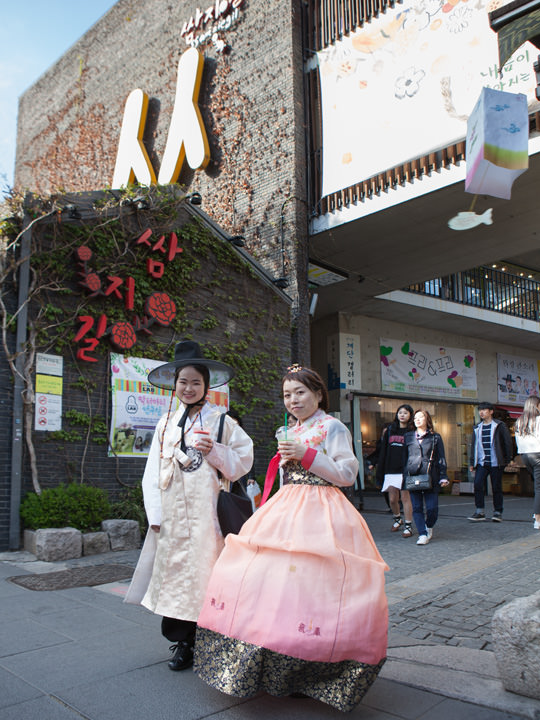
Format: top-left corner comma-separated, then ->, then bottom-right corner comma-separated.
465,87 -> 528,200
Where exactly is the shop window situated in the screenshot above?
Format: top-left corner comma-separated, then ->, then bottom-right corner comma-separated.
357,396 -> 475,489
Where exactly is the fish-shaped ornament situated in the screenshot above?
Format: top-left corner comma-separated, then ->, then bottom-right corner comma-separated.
448,209 -> 493,231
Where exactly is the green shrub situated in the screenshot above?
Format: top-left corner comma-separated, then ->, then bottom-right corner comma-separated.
110,483 -> 147,536
20,484 -> 111,532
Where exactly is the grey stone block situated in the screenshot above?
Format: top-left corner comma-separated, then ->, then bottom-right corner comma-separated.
23,529 -> 37,556
101,520 -> 140,551
82,531 -> 110,556
26,528 -> 82,562
492,590 -> 540,700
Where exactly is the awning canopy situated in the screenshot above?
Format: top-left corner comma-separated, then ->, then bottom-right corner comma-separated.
489,0 -> 540,69
496,404 -> 523,419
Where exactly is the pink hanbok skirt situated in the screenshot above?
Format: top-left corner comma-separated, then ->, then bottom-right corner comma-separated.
194,476 -> 388,711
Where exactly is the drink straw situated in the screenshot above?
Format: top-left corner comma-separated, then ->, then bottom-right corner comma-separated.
284,413 -> 288,440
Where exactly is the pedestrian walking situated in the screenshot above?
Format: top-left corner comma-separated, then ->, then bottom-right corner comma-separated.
194,365 -> 388,712
404,409 -> 449,545
515,396 -> 540,530
124,340 -> 253,671
468,401 -> 513,522
376,404 -> 415,537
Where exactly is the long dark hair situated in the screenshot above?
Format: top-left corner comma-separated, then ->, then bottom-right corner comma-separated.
390,404 -> 414,433
516,396 -> 540,436
282,366 -> 329,412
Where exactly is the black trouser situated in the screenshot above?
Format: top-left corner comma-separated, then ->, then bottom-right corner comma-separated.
161,617 -> 196,645
523,453 -> 540,515
473,464 -> 503,513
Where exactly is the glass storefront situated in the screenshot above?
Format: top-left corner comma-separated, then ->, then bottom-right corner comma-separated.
354,395 -> 476,490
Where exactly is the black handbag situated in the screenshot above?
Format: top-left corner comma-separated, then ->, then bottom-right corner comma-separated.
404,438 -> 435,492
404,473 -> 432,492
215,413 -> 253,536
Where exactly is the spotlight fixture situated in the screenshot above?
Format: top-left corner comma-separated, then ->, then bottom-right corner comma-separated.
132,196 -> 149,210
273,277 -> 289,289
63,204 -> 81,219
186,192 -> 202,206
229,235 -> 245,247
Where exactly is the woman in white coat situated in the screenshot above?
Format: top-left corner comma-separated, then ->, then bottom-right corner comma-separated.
125,340 -> 253,671
515,395 -> 540,530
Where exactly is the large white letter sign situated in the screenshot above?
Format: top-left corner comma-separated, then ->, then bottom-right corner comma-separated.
157,47 -> 210,183
112,89 -> 157,188
111,48 -> 210,188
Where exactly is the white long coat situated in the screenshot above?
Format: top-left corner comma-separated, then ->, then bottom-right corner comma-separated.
125,403 -> 253,621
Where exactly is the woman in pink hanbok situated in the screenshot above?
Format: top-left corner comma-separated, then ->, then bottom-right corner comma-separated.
194,365 -> 388,712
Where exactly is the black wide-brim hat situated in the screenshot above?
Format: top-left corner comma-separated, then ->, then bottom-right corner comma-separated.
147,340 -> 234,390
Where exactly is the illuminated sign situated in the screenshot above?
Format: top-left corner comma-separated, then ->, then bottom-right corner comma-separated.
112,48 -> 210,189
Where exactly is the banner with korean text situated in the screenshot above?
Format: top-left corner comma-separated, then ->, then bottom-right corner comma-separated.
380,339 -> 477,399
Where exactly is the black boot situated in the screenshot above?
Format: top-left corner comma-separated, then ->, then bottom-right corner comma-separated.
168,641 -> 193,671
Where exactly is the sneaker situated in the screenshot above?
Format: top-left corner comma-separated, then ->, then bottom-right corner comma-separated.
468,511 -> 486,521
402,523 -> 413,538
391,516 -> 403,532
426,527 -> 433,540
416,534 -> 429,545
492,512 -> 503,523
534,520 -> 540,530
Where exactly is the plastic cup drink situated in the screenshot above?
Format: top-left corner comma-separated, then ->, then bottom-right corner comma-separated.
193,429 -> 210,448
275,426 -> 288,443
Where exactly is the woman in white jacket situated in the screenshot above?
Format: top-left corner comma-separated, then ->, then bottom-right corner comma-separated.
125,341 -> 253,671
515,395 -> 540,530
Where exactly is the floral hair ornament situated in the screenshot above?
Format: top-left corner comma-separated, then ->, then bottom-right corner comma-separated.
287,363 -> 303,373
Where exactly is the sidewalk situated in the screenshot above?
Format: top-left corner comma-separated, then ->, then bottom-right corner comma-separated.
1,492 -> 539,719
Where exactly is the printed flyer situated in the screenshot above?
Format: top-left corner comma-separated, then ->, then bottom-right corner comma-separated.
497,353 -> 540,406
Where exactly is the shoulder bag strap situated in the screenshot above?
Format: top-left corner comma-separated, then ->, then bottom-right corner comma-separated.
426,435 -> 436,473
216,412 -> 227,484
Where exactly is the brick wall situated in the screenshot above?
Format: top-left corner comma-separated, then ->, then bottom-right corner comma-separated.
14,0 -> 309,360
0,200 -> 291,550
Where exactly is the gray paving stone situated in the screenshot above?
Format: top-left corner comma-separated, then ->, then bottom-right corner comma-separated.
0,695 -> 84,720
0,624 -> 164,694
417,697 -> 527,720
362,677 -> 445,719
30,603 -> 140,641
0,666 -> 43,709
0,617 -> 71,658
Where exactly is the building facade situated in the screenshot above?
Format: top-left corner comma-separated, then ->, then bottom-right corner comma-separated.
7,0 -> 540,547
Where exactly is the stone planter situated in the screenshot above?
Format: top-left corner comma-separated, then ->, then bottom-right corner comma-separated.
24,519 -> 141,562
492,590 -> 540,701
101,519 -> 140,551
24,527 -> 82,562
82,531 -> 111,556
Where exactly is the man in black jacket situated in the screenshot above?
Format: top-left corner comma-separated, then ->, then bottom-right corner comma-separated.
468,402 -> 513,522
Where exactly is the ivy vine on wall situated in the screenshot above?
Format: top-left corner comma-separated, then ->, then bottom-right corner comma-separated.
0,186 -> 291,493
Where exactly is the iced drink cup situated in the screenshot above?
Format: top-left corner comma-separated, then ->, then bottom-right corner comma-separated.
275,426 -> 288,443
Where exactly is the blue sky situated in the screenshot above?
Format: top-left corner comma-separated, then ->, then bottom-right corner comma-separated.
0,0 -> 118,194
